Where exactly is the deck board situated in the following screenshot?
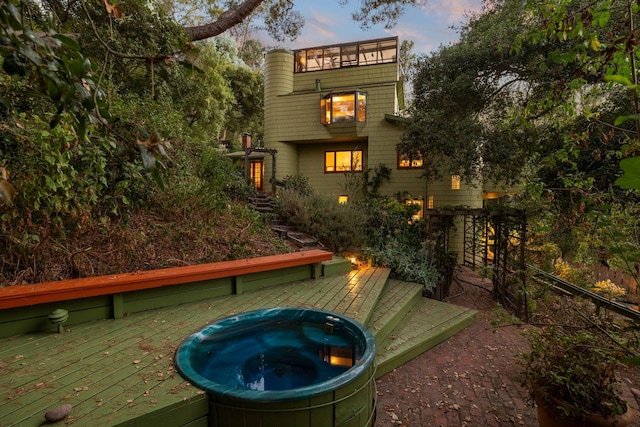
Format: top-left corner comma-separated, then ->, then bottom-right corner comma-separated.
0,266 -> 476,427
375,298 -> 477,378
367,279 -> 424,344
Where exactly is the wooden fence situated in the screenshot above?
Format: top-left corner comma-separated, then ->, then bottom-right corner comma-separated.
592,263 -> 639,304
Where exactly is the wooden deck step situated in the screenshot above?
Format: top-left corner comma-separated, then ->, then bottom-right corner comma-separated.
374,298 -> 477,378
366,279 -> 423,346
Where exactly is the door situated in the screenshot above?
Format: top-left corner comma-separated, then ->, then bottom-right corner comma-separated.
250,160 -> 264,192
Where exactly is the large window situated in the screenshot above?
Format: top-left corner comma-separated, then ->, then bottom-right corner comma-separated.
321,92 -> 366,125
294,37 -> 397,73
397,151 -> 423,169
325,150 -> 363,173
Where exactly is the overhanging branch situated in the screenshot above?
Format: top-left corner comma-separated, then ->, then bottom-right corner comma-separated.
184,0 -> 265,42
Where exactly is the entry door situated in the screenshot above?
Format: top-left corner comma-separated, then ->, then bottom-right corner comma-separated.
250,160 -> 264,192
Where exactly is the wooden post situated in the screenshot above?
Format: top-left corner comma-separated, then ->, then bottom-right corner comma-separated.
234,275 -> 244,295
113,293 -> 124,319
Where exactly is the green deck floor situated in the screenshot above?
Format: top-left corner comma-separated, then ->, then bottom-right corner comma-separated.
0,267 -> 476,426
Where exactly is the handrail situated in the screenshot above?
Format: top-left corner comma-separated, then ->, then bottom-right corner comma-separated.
527,264 -> 640,322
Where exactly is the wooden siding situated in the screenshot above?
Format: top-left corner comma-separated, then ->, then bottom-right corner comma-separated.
292,63 -> 399,93
263,42 -> 488,210
297,142 -> 369,195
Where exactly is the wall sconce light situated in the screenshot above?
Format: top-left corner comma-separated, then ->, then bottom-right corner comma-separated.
315,79 -> 321,92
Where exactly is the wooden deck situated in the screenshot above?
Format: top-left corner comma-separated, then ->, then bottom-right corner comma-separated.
0,267 -> 476,427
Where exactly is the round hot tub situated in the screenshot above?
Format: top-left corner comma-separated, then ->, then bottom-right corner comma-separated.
175,307 -> 376,427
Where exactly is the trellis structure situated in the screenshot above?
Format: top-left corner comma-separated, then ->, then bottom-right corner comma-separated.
426,208 -> 529,321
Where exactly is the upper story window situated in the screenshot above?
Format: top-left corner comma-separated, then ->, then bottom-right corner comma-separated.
321,91 -> 366,125
325,150 -> 363,173
398,151 -> 423,169
294,37 -> 397,73
452,175 -> 461,190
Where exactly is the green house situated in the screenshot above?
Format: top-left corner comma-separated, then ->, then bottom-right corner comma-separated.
260,37 -> 513,253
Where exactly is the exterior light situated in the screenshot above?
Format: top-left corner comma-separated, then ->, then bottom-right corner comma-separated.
49,308 -> 69,333
315,79 -> 321,92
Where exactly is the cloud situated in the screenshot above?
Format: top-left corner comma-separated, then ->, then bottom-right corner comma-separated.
421,0 -> 481,19
261,0 -> 483,54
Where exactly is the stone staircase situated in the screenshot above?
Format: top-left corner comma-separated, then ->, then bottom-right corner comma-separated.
248,193 -> 277,214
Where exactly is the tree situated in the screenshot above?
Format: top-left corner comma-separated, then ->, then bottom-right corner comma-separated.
402,0 -> 569,185
180,0 -> 423,41
517,0 -> 640,190
402,0 -> 639,268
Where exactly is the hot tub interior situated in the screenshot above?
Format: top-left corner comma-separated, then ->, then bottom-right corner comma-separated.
184,311 -> 366,392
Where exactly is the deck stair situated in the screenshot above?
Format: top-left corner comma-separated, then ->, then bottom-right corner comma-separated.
0,266 -> 476,426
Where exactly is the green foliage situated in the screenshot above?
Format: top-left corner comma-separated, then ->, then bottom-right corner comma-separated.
0,0 -> 105,141
518,0 -> 640,192
616,156 -> 640,189
412,0 -> 640,280
281,174 -> 312,196
0,0 -> 277,284
197,145 -> 256,201
220,60 -> 264,144
519,326 -> 628,420
276,188 -> 366,253
403,0 -> 558,186
276,183 -> 440,290
361,198 -> 440,292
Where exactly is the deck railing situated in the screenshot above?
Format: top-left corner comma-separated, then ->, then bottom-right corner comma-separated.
0,250 -> 334,337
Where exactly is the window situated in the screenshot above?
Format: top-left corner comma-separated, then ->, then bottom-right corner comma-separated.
405,199 -> 424,222
397,151 -> 423,169
325,150 -> 363,172
451,175 -> 461,190
294,37 -> 397,73
321,91 -> 367,125
428,196 -> 434,209
338,195 -> 349,204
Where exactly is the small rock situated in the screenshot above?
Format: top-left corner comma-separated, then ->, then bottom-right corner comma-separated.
44,404 -> 72,422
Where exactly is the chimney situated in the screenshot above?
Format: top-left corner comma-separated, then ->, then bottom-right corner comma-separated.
242,133 -> 252,150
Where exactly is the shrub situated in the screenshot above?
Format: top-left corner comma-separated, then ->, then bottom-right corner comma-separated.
277,188 -> 366,253
361,198 -> 439,292
553,258 -> 593,288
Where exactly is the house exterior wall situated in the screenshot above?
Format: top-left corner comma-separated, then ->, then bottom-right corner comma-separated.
263,38 -> 496,256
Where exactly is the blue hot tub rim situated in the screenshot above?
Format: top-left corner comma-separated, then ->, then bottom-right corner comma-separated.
174,307 -> 376,403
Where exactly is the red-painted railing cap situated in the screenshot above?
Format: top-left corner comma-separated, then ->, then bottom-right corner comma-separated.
0,250 -> 333,309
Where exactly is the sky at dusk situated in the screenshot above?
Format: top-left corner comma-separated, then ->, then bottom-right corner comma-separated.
266,0 -> 484,55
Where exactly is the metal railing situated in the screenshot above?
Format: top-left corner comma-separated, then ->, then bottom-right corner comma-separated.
527,264 -> 640,322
